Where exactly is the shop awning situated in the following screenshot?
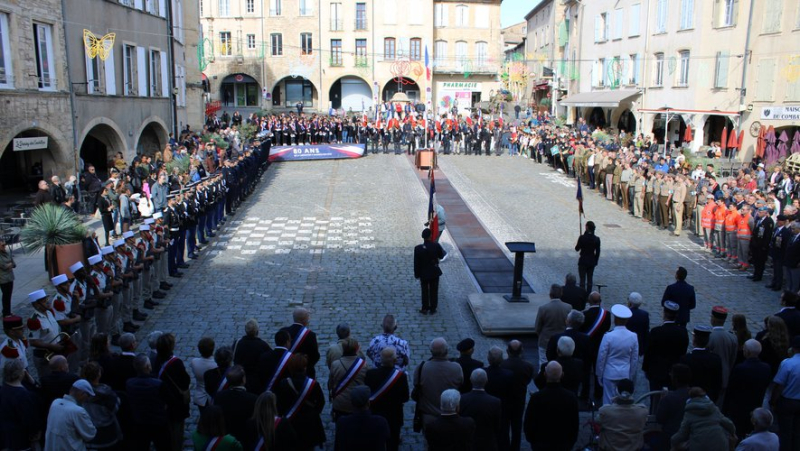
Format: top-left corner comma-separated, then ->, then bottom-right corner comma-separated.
560,89 -> 640,107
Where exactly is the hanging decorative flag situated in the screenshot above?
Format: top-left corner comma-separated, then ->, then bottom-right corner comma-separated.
83,30 -> 116,60
424,46 -> 431,81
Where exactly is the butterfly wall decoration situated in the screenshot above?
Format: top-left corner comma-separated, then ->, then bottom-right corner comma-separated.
83,29 -> 116,61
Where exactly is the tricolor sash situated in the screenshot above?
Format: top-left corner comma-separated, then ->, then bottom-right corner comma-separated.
216,367 -> 230,394
204,436 -> 223,451
158,356 -> 180,379
289,327 -> 310,353
285,378 -> 315,421
369,369 -> 404,403
332,357 -> 366,398
266,351 -> 292,392
253,418 -> 281,451
586,308 -> 609,337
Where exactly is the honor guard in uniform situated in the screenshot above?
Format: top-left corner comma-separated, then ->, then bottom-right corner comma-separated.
164,195 -> 182,277
88,254 -> 114,336
113,238 -> 137,334
100,245 -> 124,343
1,315 -> 33,384
27,289 -> 64,378
69,261 -> 97,364
123,231 -> 148,324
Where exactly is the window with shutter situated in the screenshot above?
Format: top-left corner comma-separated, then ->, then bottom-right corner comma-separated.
680,0 -> 693,29
656,0 -> 668,33
137,46 -> 147,97
105,48 -> 116,95
384,38 -> 395,60
614,9 -> 623,39
435,40 -> 446,66
762,0 -> 782,33
595,16 -> 601,42
755,59 -> 777,100
85,50 -> 102,94
630,4 -> 641,36
654,53 -> 664,86
714,51 -> 729,88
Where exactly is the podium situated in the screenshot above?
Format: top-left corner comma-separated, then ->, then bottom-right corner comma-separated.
416,149 -> 436,169
503,242 -> 536,303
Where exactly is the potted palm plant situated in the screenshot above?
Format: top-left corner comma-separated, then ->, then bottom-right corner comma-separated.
20,203 -> 88,277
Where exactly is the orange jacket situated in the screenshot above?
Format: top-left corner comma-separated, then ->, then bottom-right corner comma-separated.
714,206 -> 727,230
701,203 -> 715,229
724,210 -> 740,232
737,214 -> 752,239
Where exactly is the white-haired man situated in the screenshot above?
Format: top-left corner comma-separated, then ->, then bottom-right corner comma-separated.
424,389 -> 475,450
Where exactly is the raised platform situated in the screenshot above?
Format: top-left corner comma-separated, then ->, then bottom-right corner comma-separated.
467,293 -> 550,336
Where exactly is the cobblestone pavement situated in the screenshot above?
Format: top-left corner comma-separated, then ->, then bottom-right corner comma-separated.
137,156 -> 505,449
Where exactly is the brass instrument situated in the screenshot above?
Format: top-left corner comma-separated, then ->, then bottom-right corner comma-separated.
44,332 -> 77,362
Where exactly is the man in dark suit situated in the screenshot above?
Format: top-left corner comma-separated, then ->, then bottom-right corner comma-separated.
723,339 -> 772,440
203,346 -> 233,401
424,389 -> 476,451
524,361 -> 579,451
39,355 -> 79,418
546,310 -> 590,363
213,365 -> 257,444
625,293 -> 650,356
561,273 -> 588,311
580,291 -> 611,400
484,347 -> 513,450
413,228 -> 446,314
365,347 -> 409,451
256,330 -> 292,393
655,364 -> 692,442
575,221 -> 601,290
777,291 -> 800,339
460,369 -> 503,451
279,307 -> 320,378
680,325 -> 723,402
643,302 -> 689,395
126,354 -> 171,450
452,338 -> 484,393
749,207 -> 775,281
535,336 -> 584,396
661,266 -> 696,327
335,386 -> 391,451
499,340 -> 535,451
107,332 -> 138,392
232,319 -> 272,394
768,215 -> 791,290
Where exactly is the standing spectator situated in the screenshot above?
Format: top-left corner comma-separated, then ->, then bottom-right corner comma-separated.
560,273 -> 588,311
214,365 -> 257,445
524,361 -> 579,451
574,221 -> 601,290
452,338 -> 483,394
50,176 -> 66,205
80,361 -> 122,449
242,392 -> 297,451
784,222 -> 800,293
771,335 -> 800,451
643,302 -> 689,399
44,379 -> 97,450
279,307 -> 321,379
534,337 -> 583,395
656,364 -> 693,441
151,172 -> 169,213
191,405 -> 242,450
776,291 -> 800,339
97,183 -> 115,246
204,346 -> 233,401
328,338 -> 367,418
460,369 -> 503,451
499,340 -> 534,451
596,305 -> 639,406
34,180 -> 53,207
580,291 -> 612,401
274,354 -> 326,451
483,346 -> 513,446
365,347 -> 409,451
153,333 -> 191,451
661,266 -> 696,327
546,310 -> 591,363
757,316 -> 790,377
0,239 -> 15,317
680,325 -> 724,402
423,389 -> 475,451
367,314 -> 411,370
82,165 -> 103,213
597,379 -> 648,451
189,337 -> 217,412
414,338 -> 463,422
707,306 -> 738,404
334,386 -> 390,451
625,292 -> 649,356
671,387 -> 736,450
64,175 -> 81,213
535,284 -> 572,367
232,319 -> 271,394
724,339 -> 772,440
736,408 -> 780,450
325,323 -> 365,370
414,228 -> 446,314
0,360 -> 41,450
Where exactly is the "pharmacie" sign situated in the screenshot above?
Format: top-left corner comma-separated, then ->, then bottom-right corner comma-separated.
439,82 -> 481,90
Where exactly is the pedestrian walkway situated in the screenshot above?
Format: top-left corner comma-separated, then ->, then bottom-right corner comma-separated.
411,157 -> 534,295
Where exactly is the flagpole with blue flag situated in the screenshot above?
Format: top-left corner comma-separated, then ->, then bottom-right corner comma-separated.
428,167 -> 439,240
576,176 -> 584,235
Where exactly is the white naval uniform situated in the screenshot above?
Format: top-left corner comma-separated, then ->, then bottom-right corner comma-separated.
596,325 -> 639,406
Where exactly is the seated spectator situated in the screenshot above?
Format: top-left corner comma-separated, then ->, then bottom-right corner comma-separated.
524,361 -> 579,451
424,389 -> 476,450
191,405 -> 242,450
334,386 -> 390,451
671,387 -> 737,450
597,379 -> 648,451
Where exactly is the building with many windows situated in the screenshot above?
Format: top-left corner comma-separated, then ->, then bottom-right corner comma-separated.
200,0 -> 502,116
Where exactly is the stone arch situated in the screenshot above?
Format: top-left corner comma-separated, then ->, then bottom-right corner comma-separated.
78,118 -> 128,177
134,117 -> 170,157
329,75 -> 373,111
0,121 -> 72,169
0,127 -> 67,192
271,76 -> 319,108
